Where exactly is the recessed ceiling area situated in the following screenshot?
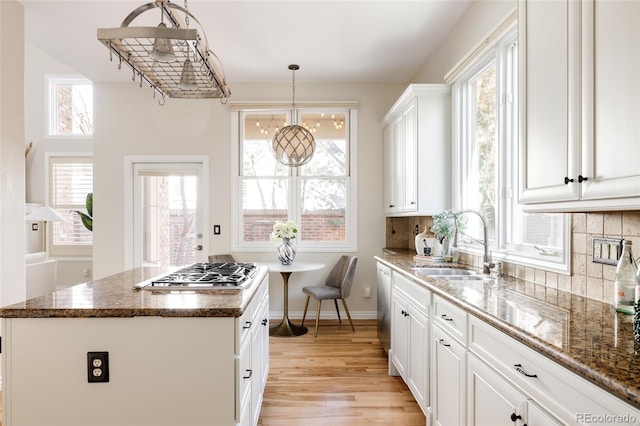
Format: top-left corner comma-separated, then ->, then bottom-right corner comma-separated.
19,0 -> 472,84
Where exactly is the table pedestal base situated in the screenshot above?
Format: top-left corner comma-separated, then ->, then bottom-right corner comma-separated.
269,319 -> 308,337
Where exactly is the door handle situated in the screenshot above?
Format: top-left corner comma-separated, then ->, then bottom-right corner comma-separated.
195,245 -> 203,251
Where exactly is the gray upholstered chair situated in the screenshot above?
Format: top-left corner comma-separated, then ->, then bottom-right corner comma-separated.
208,254 -> 236,263
301,255 -> 358,337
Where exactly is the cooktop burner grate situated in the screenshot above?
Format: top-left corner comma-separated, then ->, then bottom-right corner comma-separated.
146,262 -> 258,289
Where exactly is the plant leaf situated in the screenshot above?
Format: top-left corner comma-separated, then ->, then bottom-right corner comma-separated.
74,211 -> 93,232
86,193 -> 93,217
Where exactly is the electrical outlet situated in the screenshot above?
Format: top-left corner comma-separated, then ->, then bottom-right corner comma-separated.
213,225 -> 221,235
87,351 -> 109,383
592,237 -> 622,265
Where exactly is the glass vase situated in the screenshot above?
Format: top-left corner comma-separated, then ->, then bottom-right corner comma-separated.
277,237 -> 296,265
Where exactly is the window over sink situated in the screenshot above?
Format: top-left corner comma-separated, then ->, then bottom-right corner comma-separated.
232,107 -> 357,252
451,24 -> 571,274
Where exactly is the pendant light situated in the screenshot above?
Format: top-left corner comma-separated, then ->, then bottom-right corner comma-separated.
272,65 -> 316,167
149,6 -> 176,63
178,49 -> 198,91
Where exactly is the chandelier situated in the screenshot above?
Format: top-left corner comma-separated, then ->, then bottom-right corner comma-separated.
97,0 -> 231,103
272,65 -> 316,167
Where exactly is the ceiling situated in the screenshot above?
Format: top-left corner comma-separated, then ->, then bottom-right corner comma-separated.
20,0 -> 472,85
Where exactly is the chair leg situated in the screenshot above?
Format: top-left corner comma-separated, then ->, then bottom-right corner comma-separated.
334,299 -> 342,324
341,299 -> 355,332
301,295 -> 310,326
314,300 -> 322,337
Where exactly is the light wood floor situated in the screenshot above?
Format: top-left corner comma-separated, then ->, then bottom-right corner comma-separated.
258,319 -> 426,425
0,321 -> 424,426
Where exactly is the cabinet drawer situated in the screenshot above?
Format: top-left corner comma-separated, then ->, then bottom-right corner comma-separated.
433,294 -> 467,344
393,272 -> 429,314
469,315 -> 640,424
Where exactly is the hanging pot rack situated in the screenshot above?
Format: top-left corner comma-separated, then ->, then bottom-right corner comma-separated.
97,1 -> 231,102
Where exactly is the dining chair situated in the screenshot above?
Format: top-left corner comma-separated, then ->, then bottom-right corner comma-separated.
301,255 -> 358,337
208,254 -> 236,263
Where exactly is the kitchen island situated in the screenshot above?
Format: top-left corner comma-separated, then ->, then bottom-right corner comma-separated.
0,265 -> 270,426
377,249 -> 640,425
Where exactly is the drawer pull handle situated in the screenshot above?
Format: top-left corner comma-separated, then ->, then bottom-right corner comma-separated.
243,369 -> 252,379
243,321 -> 252,329
401,310 -> 409,317
513,363 -> 537,378
578,174 -> 588,183
261,318 -> 268,326
438,338 -> 450,347
564,176 -> 574,184
510,413 -> 522,422
441,314 -> 453,321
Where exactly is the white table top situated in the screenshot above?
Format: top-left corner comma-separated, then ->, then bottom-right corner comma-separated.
259,261 -> 325,273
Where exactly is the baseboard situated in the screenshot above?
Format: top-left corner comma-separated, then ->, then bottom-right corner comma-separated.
271,310 -> 378,320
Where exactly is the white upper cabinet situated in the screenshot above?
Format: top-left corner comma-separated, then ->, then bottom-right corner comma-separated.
382,84 -> 451,216
519,0 -> 640,211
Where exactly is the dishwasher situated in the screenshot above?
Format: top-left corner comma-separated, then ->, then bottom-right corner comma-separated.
376,262 -> 392,353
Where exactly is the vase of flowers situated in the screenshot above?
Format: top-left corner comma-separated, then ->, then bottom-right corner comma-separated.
271,220 -> 298,265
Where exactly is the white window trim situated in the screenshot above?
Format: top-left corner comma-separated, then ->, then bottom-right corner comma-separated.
231,108 -> 358,253
123,155 -> 210,270
450,25 -> 571,276
46,75 -> 93,140
45,152 -> 93,259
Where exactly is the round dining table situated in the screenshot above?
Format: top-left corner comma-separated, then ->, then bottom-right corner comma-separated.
260,261 -> 325,337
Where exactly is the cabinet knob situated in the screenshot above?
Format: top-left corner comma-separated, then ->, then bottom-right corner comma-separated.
578,174 -> 588,183
563,176 -> 574,184
261,318 -> 268,326
438,338 -> 450,347
389,204 -> 395,208
513,363 -> 538,378
510,413 -> 522,422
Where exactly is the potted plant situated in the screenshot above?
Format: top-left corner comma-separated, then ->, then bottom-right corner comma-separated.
431,210 -> 466,258
74,193 -> 93,232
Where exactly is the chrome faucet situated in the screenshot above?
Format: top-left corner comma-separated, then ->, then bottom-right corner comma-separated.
453,209 -> 495,274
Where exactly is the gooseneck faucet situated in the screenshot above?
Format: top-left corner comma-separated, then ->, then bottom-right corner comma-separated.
453,209 -> 495,274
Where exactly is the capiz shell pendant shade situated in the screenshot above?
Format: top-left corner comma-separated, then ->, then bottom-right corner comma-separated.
272,125 -> 316,167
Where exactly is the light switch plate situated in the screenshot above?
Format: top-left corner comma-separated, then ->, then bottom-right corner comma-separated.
592,237 -> 623,265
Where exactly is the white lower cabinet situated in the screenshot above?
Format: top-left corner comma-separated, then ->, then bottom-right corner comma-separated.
432,322 -> 467,426
389,272 -> 430,415
468,353 -> 561,425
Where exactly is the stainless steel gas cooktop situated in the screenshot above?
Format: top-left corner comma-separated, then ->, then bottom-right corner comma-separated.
135,262 -> 258,291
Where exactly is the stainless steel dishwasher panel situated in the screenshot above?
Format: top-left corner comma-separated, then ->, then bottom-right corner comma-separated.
376,262 -> 392,353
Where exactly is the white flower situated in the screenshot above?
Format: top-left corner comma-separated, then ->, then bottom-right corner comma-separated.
270,220 -> 298,243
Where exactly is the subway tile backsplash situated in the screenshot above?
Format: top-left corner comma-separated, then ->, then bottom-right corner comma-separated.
385,211 -> 640,305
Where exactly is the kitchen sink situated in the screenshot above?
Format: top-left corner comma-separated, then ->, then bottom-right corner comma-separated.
410,267 -> 475,276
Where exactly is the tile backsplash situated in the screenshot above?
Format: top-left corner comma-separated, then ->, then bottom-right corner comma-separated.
385,211 -> 640,305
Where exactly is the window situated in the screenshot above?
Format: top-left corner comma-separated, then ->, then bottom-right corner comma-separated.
452,26 -> 571,274
48,77 -> 93,137
233,108 -> 356,251
49,156 -> 93,256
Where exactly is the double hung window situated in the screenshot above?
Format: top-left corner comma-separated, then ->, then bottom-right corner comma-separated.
48,155 -> 93,257
234,108 -> 356,251
452,26 -> 570,273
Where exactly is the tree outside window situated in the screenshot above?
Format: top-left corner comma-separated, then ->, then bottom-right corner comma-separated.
49,77 -> 93,137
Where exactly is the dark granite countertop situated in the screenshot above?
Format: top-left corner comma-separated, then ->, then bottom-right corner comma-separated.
376,248 -> 640,410
0,266 -> 269,318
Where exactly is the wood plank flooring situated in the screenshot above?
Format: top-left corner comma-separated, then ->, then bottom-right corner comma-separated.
258,319 -> 426,425
0,321 -> 424,426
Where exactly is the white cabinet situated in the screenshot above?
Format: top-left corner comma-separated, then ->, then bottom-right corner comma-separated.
237,273 -> 270,426
382,84 -> 451,215
431,295 -> 468,426
519,0 -> 640,211
377,262 -> 392,353
468,354 -> 561,426
389,272 -> 430,415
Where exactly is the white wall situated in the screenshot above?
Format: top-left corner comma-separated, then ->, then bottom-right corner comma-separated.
24,41 -> 93,286
411,0 -> 517,83
93,81 -> 403,317
0,1 -> 27,307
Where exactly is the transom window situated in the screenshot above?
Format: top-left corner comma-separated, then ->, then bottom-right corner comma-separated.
48,76 -> 93,137
233,108 -> 356,251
